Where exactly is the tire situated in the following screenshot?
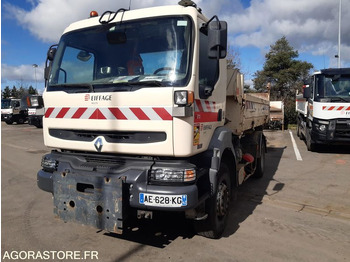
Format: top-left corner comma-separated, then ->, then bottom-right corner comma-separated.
252,140 -> 265,178
298,120 -> 305,140
17,117 -> 25,124
296,119 -> 301,138
194,162 -> 231,239
306,129 -> 316,152
5,120 -> 13,125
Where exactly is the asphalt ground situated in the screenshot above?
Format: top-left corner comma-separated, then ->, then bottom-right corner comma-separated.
1,122 -> 350,262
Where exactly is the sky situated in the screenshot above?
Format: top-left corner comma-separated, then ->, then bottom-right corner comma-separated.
1,0 -> 350,94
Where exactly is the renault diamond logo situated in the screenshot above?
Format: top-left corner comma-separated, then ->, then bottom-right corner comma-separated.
94,137 -> 103,152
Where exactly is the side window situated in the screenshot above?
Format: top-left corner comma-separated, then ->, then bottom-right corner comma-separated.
310,76 -> 314,99
199,30 -> 219,90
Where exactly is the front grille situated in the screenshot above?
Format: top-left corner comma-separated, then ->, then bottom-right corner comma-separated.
49,129 -> 166,143
335,119 -> 350,139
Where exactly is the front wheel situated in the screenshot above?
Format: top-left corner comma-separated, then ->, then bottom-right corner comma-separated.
306,128 -> 316,151
194,162 -> 232,239
16,117 -> 25,124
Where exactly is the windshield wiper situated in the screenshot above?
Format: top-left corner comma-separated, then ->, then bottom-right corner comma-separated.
330,97 -> 350,102
127,80 -> 164,87
92,81 -> 165,92
48,83 -> 94,93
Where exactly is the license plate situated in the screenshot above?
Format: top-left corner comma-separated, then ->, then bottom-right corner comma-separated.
139,193 -> 187,207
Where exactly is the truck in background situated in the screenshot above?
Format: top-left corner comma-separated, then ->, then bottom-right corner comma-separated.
269,101 -> 284,130
296,68 -> 350,151
37,1 -> 269,239
1,97 -> 28,125
27,95 -> 45,128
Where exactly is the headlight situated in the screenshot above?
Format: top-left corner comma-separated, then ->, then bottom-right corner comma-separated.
149,168 -> 196,182
174,91 -> 194,106
30,97 -> 39,107
41,155 -> 58,172
314,120 -> 329,133
318,124 -> 326,132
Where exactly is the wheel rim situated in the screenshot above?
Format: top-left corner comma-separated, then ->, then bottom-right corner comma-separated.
216,182 -> 230,218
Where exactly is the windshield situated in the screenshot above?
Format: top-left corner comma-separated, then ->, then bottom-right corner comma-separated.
1,99 -> 11,109
48,16 -> 192,92
315,73 -> 350,102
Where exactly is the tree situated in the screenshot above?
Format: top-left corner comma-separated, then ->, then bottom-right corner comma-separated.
2,86 -> 11,98
253,36 -> 313,100
18,86 -> 27,98
227,45 -> 241,70
11,86 -> 19,98
28,85 -> 38,95
253,36 -> 313,126
244,84 -> 253,93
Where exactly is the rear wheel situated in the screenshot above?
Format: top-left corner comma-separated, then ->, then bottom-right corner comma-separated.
252,139 -> 265,178
194,162 -> 231,239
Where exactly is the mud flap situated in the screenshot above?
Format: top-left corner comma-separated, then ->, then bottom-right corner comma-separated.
53,171 -> 126,234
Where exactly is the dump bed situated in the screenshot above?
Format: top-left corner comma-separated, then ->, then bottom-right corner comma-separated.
225,69 -> 270,135
270,101 -> 284,122
296,92 -> 307,117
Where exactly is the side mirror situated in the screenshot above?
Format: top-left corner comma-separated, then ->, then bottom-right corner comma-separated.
45,45 -> 57,81
77,51 -> 92,62
47,47 -> 57,61
303,84 -> 311,99
208,21 -> 227,59
199,84 -> 214,99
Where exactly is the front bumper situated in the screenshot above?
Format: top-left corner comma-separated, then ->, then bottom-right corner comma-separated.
1,114 -> 13,122
311,118 -> 350,145
37,151 -> 201,233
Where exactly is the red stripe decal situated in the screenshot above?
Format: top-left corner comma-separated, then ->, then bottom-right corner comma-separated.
194,112 -> 218,123
328,106 -> 335,111
45,107 -> 54,118
337,106 -> 344,111
72,107 -> 87,119
89,109 -> 106,119
195,100 -> 204,112
56,107 -> 70,118
205,101 -> 211,111
130,108 -> 150,120
346,106 -> 350,111
322,106 -> 326,110
109,108 -> 127,120
153,108 -> 172,120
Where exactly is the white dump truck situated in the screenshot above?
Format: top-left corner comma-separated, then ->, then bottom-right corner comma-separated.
37,1 -> 269,238
1,97 -> 28,124
296,68 -> 350,151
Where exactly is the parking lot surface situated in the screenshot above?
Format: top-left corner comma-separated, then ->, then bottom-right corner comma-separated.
1,122 -> 350,261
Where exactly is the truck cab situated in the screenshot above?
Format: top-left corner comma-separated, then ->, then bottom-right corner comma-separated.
296,68 -> 350,150
1,98 -> 28,125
